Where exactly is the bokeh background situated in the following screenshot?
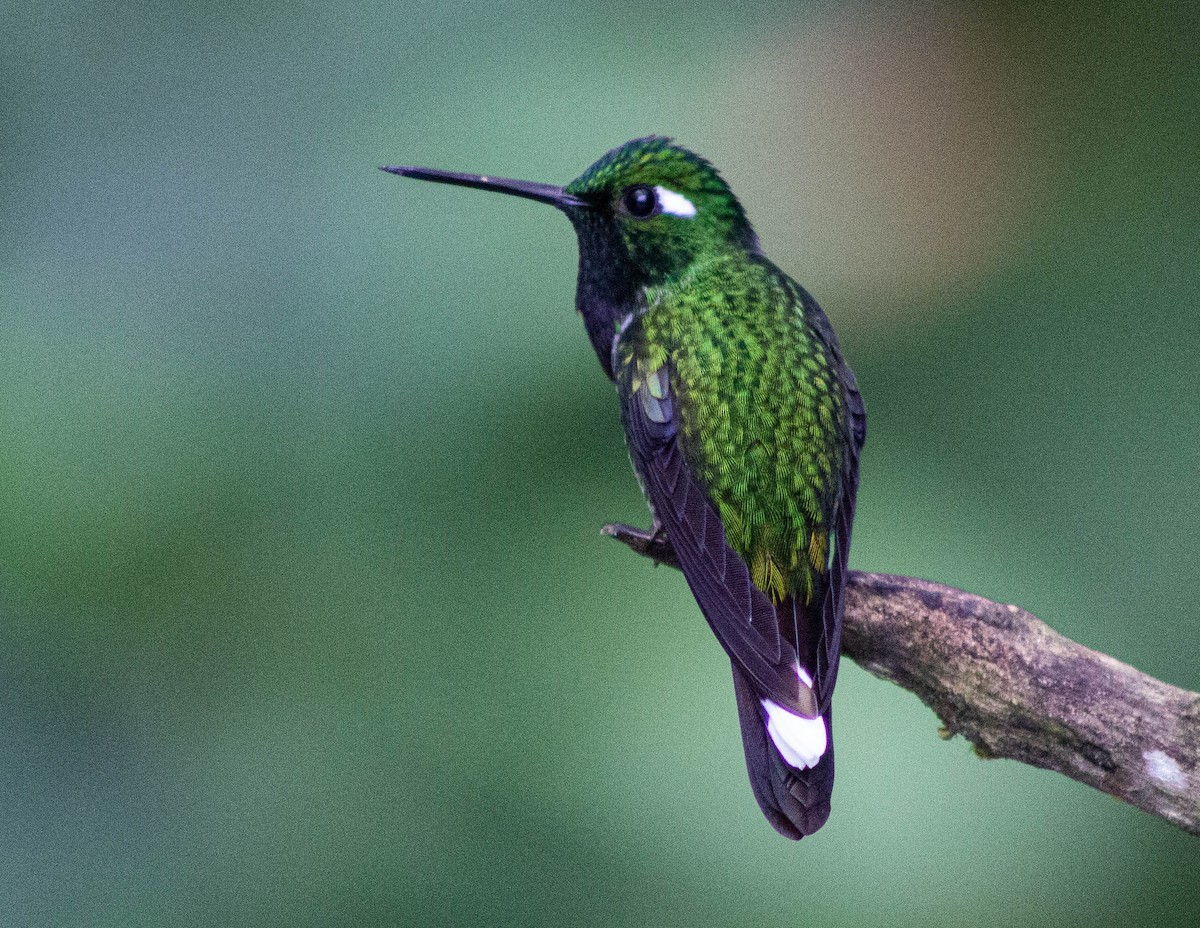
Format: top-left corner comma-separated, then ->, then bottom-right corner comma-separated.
3,1 -> 1199,925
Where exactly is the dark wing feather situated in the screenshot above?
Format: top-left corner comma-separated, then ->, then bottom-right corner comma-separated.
619,358 -> 818,717
799,287 -> 866,710
616,283 -> 862,840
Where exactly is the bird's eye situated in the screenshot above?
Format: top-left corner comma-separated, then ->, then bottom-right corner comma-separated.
623,185 -> 658,218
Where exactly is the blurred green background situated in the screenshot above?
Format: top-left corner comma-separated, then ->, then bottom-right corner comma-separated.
3,1 -> 1198,925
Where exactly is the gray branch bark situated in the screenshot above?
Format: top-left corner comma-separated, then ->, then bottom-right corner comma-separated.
602,523 -> 1200,837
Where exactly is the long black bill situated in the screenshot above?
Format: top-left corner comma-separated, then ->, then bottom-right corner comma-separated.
380,165 -> 587,210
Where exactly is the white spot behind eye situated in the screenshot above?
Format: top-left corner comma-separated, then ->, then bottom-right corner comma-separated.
654,186 -> 697,218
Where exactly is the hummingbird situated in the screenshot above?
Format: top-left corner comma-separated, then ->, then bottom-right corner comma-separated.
383,137 -> 864,839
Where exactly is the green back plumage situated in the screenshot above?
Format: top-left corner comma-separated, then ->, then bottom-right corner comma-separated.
617,254 -> 847,604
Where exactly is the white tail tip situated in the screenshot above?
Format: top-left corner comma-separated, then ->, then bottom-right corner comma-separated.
762,699 -> 828,769
761,665 -> 827,769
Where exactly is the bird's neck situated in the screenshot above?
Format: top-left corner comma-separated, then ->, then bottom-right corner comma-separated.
572,222 -> 641,379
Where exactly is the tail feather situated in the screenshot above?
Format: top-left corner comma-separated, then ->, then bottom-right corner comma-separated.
731,662 -> 834,839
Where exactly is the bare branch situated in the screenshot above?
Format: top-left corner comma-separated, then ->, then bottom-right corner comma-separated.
603,523 -> 1200,836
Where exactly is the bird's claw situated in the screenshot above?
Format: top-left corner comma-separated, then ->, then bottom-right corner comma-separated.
601,522 -> 679,568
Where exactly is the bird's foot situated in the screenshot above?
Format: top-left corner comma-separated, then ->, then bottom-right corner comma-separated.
601,522 -> 679,568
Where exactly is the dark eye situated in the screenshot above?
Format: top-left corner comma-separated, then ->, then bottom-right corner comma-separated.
623,185 -> 658,218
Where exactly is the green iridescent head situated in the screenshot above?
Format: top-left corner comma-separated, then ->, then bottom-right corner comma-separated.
564,137 -> 759,282
381,137 -> 758,290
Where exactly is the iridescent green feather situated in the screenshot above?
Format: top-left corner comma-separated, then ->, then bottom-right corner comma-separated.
617,253 -> 847,604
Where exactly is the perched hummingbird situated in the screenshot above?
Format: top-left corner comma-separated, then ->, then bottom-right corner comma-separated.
383,138 -> 864,839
